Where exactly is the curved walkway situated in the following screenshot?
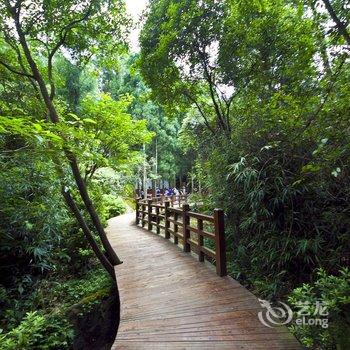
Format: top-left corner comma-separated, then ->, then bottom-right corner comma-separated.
107,213 -> 301,350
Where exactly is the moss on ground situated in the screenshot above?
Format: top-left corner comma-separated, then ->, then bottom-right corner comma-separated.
0,266 -> 117,350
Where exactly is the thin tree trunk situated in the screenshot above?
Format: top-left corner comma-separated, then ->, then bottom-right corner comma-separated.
67,152 -> 122,265
10,5 -> 122,266
62,188 -> 116,281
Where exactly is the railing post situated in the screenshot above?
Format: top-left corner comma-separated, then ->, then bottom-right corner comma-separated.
182,204 -> 190,252
164,201 -> 170,239
147,199 -> 153,231
141,202 -> 146,228
214,209 -> 226,276
174,212 -> 179,245
135,198 -> 140,225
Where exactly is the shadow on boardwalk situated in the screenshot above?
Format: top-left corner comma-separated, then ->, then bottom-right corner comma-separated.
107,213 -> 301,350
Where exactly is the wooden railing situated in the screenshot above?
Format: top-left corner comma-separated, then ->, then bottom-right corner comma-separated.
139,194 -> 188,206
135,197 -> 227,276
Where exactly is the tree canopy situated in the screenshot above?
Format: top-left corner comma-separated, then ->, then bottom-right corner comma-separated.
1,0 -> 349,349
140,1 -> 350,348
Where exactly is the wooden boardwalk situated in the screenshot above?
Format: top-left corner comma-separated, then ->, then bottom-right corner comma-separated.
108,213 -> 301,350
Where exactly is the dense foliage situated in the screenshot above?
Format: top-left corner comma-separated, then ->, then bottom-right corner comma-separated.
0,0 -> 349,348
0,268 -> 114,349
102,54 -> 191,187
289,268 -> 350,349
140,0 -> 350,348
0,0 -> 150,348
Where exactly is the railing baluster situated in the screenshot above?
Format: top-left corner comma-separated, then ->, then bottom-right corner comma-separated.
182,204 -> 190,252
136,199 -> 140,225
147,199 -> 152,231
142,202 -> 146,227
156,205 -> 160,234
197,218 -> 204,262
174,212 -> 179,245
135,194 -> 226,277
164,201 -> 170,239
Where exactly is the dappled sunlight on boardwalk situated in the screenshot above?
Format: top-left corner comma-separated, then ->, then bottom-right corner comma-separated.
107,213 -> 301,350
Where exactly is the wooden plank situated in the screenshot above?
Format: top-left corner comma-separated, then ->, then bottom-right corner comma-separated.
188,238 -> 199,248
201,246 -> 216,259
168,228 -> 184,240
107,213 -> 301,350
188,225 -> 215,240
187,211 -> 214,222
168,207 -> 182,214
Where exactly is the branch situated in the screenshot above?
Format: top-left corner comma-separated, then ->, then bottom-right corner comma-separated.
202,63 -> 227,131
0,58 -> 34,79
197,48 -> 231,136
209,71 -> 227,112
184,91 -> 217,137
7,0 -> 60,123
3,34 -> 39,94
322,0 -> 350,46
84,163 -> 98,182
47,4 -> 93,100
212,80 -> 237,134
300,56 -> 346,134
0,145 -> 30,153
48,4 -> 94,61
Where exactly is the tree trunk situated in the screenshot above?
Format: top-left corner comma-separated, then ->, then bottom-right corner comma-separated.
12,7 -> 122,266
62,188 -> 116,281
67,152 -> 122,265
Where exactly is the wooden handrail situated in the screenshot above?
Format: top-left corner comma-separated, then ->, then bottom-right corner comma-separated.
137,194 -> 188,206
135,196 -> 227,276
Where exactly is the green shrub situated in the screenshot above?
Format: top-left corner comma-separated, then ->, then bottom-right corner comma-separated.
0,311 -> 73,350
101,194 -> 126,220
50,267 -> 113,307
0,268 -> 114,349
187,193 -> 211,212
288,268 -> 350,349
